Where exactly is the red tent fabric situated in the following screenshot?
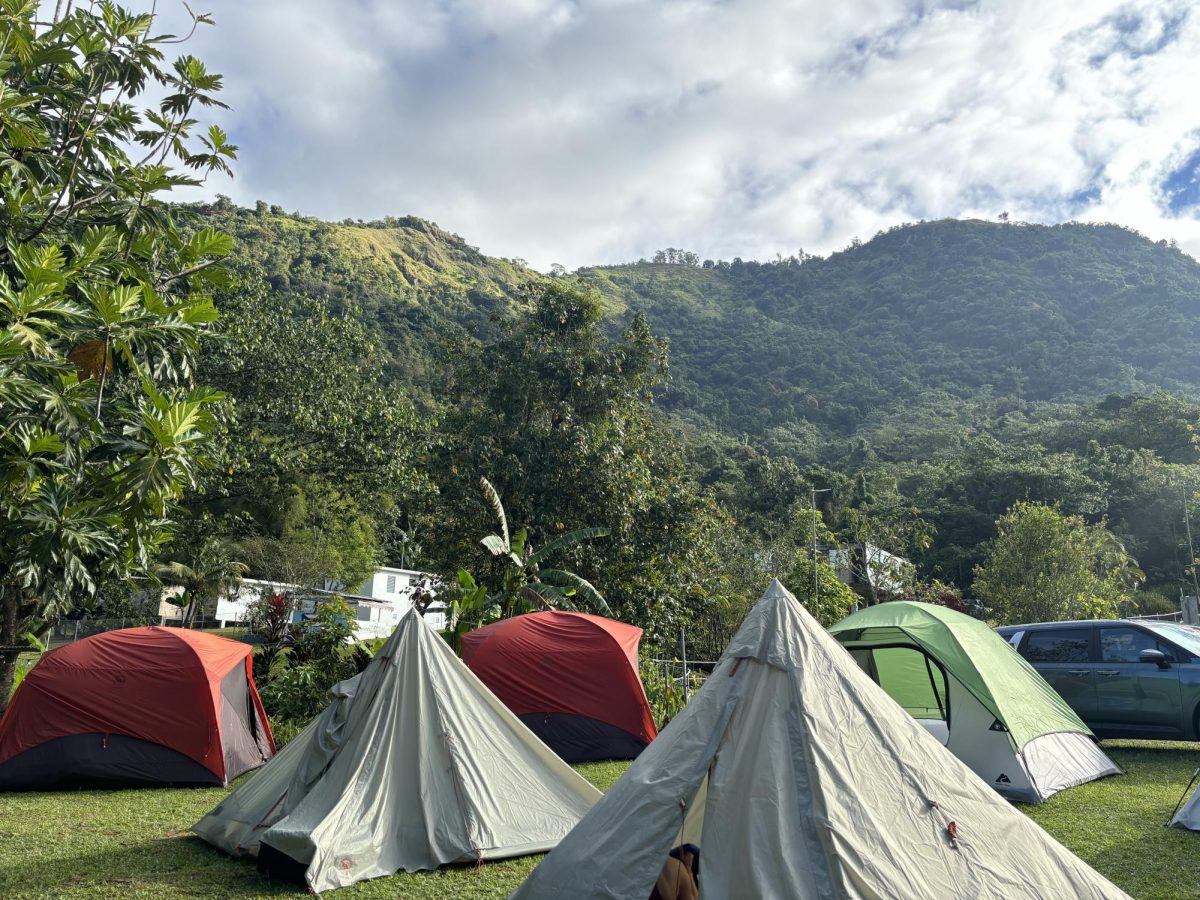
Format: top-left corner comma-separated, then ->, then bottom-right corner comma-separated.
0,627 -> 275,791
462,612 -> 657,762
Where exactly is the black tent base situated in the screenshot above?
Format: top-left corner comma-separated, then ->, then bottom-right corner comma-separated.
0,733 -> 221,791
519,712 -> 649,763
257,842 -> 311,885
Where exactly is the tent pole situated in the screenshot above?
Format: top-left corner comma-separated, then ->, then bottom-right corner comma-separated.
1168,768 -> 1200,826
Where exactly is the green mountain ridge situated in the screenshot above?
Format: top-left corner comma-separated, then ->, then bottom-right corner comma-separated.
583,219 -> 1200,447
197,200 -> 536,396
199,200 -> 1200,461
192,200 -> 1200,597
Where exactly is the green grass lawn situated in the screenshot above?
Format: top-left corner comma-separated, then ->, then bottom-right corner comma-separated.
1024,741 -> 1200,899
0,747 -> 1197,898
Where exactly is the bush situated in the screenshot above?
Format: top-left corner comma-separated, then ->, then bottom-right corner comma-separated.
640,661 -> 707,728
257,597 -> 360,724
268,716 -> 306,749
1134,589 -> 1179,617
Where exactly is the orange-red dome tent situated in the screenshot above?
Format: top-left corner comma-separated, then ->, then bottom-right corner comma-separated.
462,611 -> 657,762
0,627 -> 274,790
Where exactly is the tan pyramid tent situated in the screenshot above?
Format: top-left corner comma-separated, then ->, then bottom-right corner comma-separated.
513,581 -> 1130,900
193,609 -> 601,892
1168,771 -> 1200,830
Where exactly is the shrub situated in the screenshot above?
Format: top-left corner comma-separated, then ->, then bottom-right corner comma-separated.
257,597 -> 360,724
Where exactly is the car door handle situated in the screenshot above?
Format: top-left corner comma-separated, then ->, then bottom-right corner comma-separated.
1068,669 -> 1090,676
1097,670 -> 1119,676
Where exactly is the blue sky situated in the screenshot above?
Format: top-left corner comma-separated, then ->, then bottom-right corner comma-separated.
169,0 -> 1200,269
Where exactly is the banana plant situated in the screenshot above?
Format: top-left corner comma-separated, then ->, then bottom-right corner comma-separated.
467,477 -> 611,622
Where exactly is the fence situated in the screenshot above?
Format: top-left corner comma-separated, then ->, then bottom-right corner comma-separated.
1128,611 -> 1185,623
48,616 -> 225,647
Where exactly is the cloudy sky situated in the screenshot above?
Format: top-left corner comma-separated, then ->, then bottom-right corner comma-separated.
166,0 -> 1200,270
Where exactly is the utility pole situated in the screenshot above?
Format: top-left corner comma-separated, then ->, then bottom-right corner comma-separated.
1185,500 -> 1200,618
680,627 -> 688,703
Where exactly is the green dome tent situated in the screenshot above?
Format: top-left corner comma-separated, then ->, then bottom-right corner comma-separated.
829,601 -> 1121,803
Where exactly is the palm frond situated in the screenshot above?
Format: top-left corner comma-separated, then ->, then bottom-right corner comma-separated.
537,569 -> 611,615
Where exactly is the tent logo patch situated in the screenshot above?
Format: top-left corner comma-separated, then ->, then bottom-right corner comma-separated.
995,773 -> 1011,784
989,719 -> 1008,732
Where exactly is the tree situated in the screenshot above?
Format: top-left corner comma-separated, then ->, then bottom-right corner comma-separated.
973,501 -> 1143,624
257,596 -> 360,723
785,555 -> 859,626
839,473 -> 930,603
478,478 -> 608,607
186,272 -> 427,579
155,538 -> 247,627
0,3 -> 235,705
427,279 -> 722,647
446,478 -> 611,650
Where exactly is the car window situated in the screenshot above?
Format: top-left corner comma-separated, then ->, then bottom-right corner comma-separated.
1021,628 -> 1090,663
1142,622 -> 1200,659
1099,626 -> 1174,663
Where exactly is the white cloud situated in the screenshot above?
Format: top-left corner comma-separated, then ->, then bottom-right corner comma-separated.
163,0 -> 1200,268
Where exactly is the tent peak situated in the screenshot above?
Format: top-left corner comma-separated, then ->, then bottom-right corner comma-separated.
721,581 -> 810,670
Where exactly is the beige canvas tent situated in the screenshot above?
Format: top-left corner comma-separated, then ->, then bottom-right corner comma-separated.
1169,771 -> 1200,830
193,609 -> 600,892
513,581 -> 1130,900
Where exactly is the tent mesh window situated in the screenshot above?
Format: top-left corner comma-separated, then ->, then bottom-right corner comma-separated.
851,644 -> 949,722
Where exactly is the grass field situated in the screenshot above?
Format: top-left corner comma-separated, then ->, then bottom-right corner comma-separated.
0,746 -> 1197,898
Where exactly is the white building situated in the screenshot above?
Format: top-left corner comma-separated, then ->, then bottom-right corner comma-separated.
157,566 -> 444,637
828,543 -> 912,597
345,566 -> 445,634
157,577 -> 288,628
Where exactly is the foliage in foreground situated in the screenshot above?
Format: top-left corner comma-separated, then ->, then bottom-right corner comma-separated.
0,2 -> 234,706
255,598 -> 364,724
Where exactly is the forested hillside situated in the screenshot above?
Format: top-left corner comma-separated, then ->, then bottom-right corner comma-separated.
584,220 -> 1200,449
201,202 -> 1200,453
188,200 -> 1200,625
196,198 -> 535,400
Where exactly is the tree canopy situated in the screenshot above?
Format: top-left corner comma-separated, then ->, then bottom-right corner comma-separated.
0,2 -> 234,705
973,502 -> 1144,624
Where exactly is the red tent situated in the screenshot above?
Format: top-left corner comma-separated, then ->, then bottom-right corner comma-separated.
0,627 -> 275,791
462,611 -> 657,762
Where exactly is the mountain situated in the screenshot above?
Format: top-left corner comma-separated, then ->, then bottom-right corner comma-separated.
199,202 -> 1200,458
581,220 -> 1200,452
196,198 -> 535,399
194,202 -> 1200,593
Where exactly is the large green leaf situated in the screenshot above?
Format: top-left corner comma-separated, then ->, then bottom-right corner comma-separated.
480,534 -> 509,556
536,569 -> 611,615
527,526 -> 610,568
479,477 -> 509,548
